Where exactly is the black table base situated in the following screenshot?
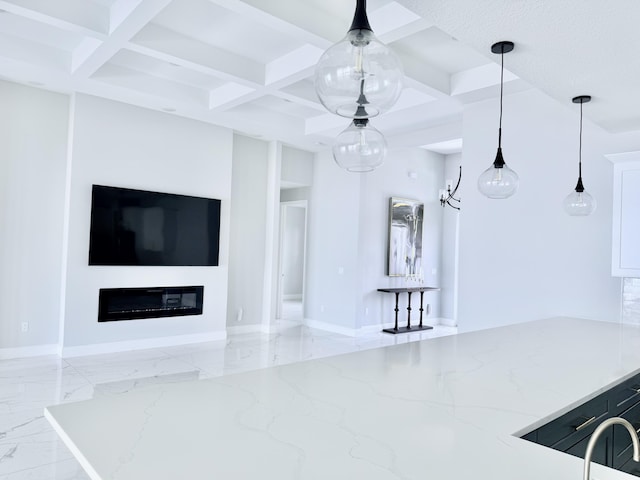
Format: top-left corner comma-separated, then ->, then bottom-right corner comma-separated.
377,287 -> 440,334
382,325 -> 434,335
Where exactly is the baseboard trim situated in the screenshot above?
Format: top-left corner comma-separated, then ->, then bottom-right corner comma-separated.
61,331 -> 227,358
303,318 -> 358,337
0,344 -> 60,360
438,317 -> 457,327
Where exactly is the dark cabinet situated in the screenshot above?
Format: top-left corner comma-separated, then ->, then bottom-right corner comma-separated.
613,401 -> 640,468
522,372 -> 640,476
536,395 -> 609,450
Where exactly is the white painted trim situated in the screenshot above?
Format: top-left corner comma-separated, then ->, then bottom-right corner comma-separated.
605,151 -> 640,164
262,141 -> 282,331
611,161 -> 640,277
0,344 -> 60,360
58,92 -> 76,349
61,331 -> 227,358
438,317 -> 458,327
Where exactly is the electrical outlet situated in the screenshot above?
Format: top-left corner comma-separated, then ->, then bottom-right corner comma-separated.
365,307 -> 369,316
426,304 -> 431,316
21,322 -> 29,333
236,308 -> 243,323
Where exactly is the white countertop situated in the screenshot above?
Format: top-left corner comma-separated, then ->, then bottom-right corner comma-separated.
45,317 -> 640,479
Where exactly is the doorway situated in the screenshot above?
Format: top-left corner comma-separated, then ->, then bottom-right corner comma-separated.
276,201 -> 308,323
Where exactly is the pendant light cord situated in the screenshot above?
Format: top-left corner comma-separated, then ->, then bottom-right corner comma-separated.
578,100 -> 583,179
498,49 -> 504,148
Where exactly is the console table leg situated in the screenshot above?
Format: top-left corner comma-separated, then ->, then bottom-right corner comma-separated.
393,292 -> 400,331
406,291 -> 412,329
419,291 -> 424,328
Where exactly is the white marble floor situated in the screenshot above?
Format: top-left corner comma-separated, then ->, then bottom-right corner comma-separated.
0,323 -> 456,479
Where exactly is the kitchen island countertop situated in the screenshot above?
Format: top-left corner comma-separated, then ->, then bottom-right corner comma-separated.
46,317 -> 640,479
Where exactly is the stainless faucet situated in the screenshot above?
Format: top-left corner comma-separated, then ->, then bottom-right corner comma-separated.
583,417 -> 640,480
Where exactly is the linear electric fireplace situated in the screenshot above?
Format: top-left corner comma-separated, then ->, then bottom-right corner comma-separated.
98,286 -> 204,322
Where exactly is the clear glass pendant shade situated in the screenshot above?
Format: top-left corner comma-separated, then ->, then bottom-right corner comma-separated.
314,29 -> 403,118
332,120 -> 387,172
477,163 -> 519,199
563,189 -> 596,216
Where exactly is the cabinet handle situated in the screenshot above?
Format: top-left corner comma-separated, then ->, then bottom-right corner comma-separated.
629,386 -> 640,393
575,416 -> 597,431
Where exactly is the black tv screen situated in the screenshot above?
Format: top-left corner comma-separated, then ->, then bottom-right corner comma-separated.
89,185 -> 221,266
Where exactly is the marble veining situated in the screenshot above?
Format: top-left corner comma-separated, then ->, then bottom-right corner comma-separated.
0,324 -> 453,479
44,318 -> 640,480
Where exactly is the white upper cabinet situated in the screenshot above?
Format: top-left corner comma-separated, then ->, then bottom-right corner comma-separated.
611,157 -> 640,277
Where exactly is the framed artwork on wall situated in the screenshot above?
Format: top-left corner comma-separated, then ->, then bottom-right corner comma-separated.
387,197 -> 424,277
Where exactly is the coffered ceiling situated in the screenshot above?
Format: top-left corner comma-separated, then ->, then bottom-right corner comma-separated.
1,0 -> 632,154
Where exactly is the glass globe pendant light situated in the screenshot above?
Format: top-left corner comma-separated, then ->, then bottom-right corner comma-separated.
314,0 -> 403,119
564,95 -> 596,216
478,41 -> 519,199
332,106 -> 387,172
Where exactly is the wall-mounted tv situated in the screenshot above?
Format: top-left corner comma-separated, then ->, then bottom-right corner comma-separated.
89,185 -> 221,266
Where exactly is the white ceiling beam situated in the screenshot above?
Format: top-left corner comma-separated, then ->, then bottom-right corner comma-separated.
0,0 -> 107,39
211,0 -> 345,44
129,24 -> 265,85
0,32 -> 69,72
305,112 -> 350,136
72,0 -> 173,78
451,63 -> 517,97
71,37 -> 103,72
379,18 -> 433,44
396,49 -> 451,98
387,119 -> 462,149
270,90 -> 325,113
125,42 -> 262,90
92,63 -> 210,107
265,44 -> 323,86
109,0 -> 144,34
205,0 -> 332,49
208,83 -> 258,110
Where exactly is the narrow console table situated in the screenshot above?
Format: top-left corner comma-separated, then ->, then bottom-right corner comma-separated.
377,287 -> 440,334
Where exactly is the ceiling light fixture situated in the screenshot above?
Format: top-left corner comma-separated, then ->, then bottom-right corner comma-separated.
332,116 -> 387,172
478,41 -> 519,199
564,95 -> 596,216
314,0 -> 403,119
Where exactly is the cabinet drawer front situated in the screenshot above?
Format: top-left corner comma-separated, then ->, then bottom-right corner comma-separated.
537,396 -> 609,447
565,431 -> 610,467
613,400 -> 640,468
609,375 -> 640,415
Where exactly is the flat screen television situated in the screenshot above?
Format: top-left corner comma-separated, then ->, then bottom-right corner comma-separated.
88,185 -> 221,266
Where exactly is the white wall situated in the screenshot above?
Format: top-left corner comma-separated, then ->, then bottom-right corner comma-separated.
305,151 -> 361,329
281,145 -> 314,187
0,81 -> 69,349
62,94 -> 232,348
440,153 -> 461,323
306,148 -> 445,332
227,135 -> 268,329
457,89 -> 621,331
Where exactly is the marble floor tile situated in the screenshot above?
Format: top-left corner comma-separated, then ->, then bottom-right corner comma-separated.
0,324 -> 456,479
